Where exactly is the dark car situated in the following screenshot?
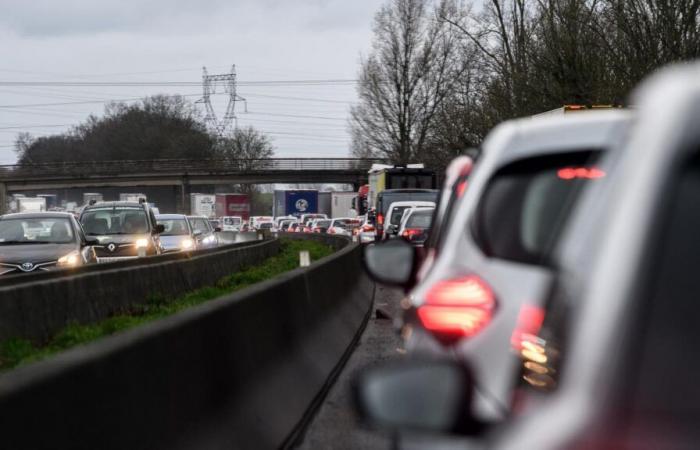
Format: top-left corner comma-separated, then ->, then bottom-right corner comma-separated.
186,215 -> 220,249
0,212 -> 97,275
80,200 -> 164,263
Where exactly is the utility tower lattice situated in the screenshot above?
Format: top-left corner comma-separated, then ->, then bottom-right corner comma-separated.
196,65 -> 247,136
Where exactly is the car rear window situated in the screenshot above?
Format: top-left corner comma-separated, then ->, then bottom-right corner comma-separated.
406,210 -> 433,228
389,206 -> 410,225
472,151 -> 601,265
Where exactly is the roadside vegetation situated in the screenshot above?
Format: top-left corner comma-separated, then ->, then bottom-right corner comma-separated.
0,239 -> 334,372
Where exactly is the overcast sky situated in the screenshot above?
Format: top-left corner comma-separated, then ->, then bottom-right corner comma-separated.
0,0 -> 381,164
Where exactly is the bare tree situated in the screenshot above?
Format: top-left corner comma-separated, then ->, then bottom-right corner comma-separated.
214,126 -> 275,171
350,0 -> 467,164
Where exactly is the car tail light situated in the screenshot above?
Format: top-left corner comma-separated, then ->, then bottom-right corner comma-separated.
377,214 -> 384,225
401,228 -> 422,239
361,224 -> 375,232
328,227 -> 336,234
557,167 -> 605,180
417,276 -> 496,345
510,305 -> 545,352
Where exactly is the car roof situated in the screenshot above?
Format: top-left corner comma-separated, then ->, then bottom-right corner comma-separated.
83,201 -> 146,209
1,212 -> 76,220
388,201 -> 436,208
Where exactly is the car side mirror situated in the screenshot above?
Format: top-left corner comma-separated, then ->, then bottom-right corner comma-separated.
363,239 -> 416,287
153,224 -> 165,234
84,238 -> 99,246
353,359 -> 481,435
214,227 -> 222,232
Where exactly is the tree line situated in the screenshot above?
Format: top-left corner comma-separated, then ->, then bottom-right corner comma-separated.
351,0 -> 700,169
14,95 -> 274,165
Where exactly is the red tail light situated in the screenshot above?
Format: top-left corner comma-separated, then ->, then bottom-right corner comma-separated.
510,305 -> 545,351
418,276 -> 496,344
377,214 -> 384,225
401,228 -> 423,239
557,167 -> 605,180
361,224 -> 375,232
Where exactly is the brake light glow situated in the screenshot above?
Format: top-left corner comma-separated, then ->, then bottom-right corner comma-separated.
418,276 -> 496,344
456,180 -> 468,197
510,304 -> 546,351
401,228 -> 423,239
557,167 -> 605,180
377,214 -> 384,225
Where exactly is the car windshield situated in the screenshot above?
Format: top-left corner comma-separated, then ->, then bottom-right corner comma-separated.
189,218 -> 210,233
81,207 -> 149,235
406,211 -> 433,228
473,151 -> 601,265
0,217 -> 75,244
223,217 -> 241,225
158,218 -> 189,236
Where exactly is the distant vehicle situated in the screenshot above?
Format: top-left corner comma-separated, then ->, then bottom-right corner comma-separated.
300,213 -> 327,226
351,184 -> 370,216
279,219 -> 295,231
80,200 -> 165,262
215,193 -> 250,221
367,164 -> 436,211
186,215 -> 219,249
36,194 -> 58,210
383,200 -> 436,239
374,189 -> 439,241
119,193 -> 147,203
327,218 -> 361,236
250,216 -> 273,230
397,207 -> 434,246
287,222 -> 302,232
273,189 -> 318,217
310,218 -> 332,233
190,193 -> 217,218
330,191 -> 358,218
318,192 -> 332,217
17,197 -> 47,213
220,216 -> 243,232
82,193 -> 103,206
208,219 -> 221,230
156,214 -> 198,253
0,212 -> 98,275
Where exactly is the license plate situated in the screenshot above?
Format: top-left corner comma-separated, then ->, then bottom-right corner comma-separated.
97,256 -> 139,263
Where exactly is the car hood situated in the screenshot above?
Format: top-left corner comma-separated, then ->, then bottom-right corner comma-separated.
89,234 -> 148,244
0,243 -> 76,263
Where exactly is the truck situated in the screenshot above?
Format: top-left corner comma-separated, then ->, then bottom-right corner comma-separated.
17,197 -> 47,213
318,192 -> 332,217
83,193 -> 103,205
273,190 -> 318,217
215,193 -> 250,221
120,193 -> 147,203
367,164 -> 436,211
534,104 -> 621,117
331,191 -> 358,218
190,193 -> 217,218
351,184 -> 370,216
37,194 -> 58,210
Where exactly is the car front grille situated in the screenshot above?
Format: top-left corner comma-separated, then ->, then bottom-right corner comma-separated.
0,260 -> 57,275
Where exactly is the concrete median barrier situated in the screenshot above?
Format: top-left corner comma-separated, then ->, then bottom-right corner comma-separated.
0,235 -> 278,342
0,235 -> 375,450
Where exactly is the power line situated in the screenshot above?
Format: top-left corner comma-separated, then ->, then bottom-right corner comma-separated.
0,79 -> 359,87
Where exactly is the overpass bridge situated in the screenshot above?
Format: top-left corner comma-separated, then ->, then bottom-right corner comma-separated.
0,158 -> 387,213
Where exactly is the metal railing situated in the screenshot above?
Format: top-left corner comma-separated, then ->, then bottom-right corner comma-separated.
0,158 -> 388,178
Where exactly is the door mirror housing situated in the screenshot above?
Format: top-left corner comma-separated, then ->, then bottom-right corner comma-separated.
363,239 -> 416,287
353,359 -> 480,435
153,224 -> 165,234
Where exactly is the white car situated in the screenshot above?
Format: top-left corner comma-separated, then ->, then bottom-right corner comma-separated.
220,216 -> 243,232
383,201 -> 436,239
396,206 -> 435,246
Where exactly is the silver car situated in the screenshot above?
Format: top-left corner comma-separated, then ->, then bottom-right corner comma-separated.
364,109 -> 631,423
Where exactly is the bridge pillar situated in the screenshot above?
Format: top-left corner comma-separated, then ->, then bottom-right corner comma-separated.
177,177 -> 190,214
0,182 -> 6,215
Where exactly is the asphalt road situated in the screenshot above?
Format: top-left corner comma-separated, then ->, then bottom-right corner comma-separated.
295,284 -> 406,450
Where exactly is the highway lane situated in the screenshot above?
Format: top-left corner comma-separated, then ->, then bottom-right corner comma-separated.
296,285 -> 405,450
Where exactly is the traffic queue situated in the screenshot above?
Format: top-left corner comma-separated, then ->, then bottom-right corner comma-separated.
354,64 -> 700,449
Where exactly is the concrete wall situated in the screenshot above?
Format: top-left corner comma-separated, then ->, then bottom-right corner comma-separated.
0,235 -> 374,450
0,237 -> 278,342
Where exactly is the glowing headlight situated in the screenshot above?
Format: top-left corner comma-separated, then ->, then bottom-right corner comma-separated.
181,238 -> 195,250
203,235 -> 216,244
134,238 -> 149,248
57,250 -> 80,267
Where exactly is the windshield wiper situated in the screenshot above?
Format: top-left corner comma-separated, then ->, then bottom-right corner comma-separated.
0,240 -> 47,245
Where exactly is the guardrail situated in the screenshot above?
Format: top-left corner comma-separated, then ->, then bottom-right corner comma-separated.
0,158 -> 387,178
0,234 -> 375,450
0,234 -> 277,342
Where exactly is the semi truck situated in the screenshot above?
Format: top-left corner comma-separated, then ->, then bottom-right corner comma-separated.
318,192 -> 332,217
215,193 -> 250,221
190,193 -> 217,218
273,190 -> 318,217
17,197 -> 47,213
120,193 -> 147,203
331,191 -> 358,218
367,164 -> 436,210
83,193 -> 103,205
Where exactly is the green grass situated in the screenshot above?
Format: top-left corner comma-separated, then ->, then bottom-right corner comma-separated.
0,238 -> 334,372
